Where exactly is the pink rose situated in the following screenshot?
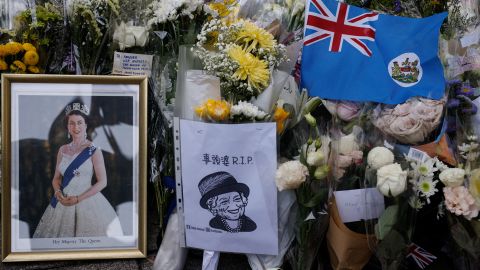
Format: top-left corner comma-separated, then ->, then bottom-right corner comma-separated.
411,101 -> 443,131
388,116 -> 427,145
337,155 -> 353,168
323,100 -> 361,122
348,150 -> 363,164
392,103 -> 411,116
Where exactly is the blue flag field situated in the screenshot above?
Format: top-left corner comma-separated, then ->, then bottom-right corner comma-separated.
301,0 -> 447,104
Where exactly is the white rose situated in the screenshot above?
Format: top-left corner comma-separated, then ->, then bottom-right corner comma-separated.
377,163 -> 407,197
275,160 -> 309,191
113,22 -> 149,50
333,133 -> 359,155
439,168 -> 465,187
307,150 -> 324,166
367,147 -> 394,170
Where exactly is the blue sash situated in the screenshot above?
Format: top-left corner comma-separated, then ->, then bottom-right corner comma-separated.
50,145 -> 97,208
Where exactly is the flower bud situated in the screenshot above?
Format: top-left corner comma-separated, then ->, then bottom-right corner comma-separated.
304,113 -> 316,127
314,165 -> 329,180
307,151 -> 324,166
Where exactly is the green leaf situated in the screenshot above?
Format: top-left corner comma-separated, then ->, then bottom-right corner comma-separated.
375,205 -> 399,240
299,188 -> 328,208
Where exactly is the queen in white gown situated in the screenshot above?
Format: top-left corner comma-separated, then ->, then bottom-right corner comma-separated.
33,103 -> 123,238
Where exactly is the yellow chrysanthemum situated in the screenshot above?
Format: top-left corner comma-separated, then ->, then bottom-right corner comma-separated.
5,41 -> 23,55
23,50 -> 39,66
0,59 -> 8,71
22,43 -> 37,52
195,99 -> 230,121
273,107 -> 290,134
0,45 -> 7,57
236,20 -> 275,52
28,65 -> 40,73
209,0 -> 238,22
10,60 -> 26,72
228,45 -> 270,90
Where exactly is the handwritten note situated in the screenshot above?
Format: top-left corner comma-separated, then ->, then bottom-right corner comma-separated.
112,51 -> 153,76
334,188 -> 385,223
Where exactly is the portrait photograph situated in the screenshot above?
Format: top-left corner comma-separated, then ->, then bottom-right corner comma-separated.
177,119 -> 278,256
1,75 -> 147,261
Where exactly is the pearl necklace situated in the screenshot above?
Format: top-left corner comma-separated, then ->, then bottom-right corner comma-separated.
221,218 -> 243,233
69,138 -> 88,153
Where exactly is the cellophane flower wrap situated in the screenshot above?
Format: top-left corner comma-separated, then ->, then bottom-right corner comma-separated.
0,2 -> 65,75
194,17 -> 287,101
69,0 -> 120,74
277,98 -> 331,270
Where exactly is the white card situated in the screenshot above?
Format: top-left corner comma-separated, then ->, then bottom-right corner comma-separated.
179,119 -> 278,255
334,188 -> 385,223
112,52 -> 153,76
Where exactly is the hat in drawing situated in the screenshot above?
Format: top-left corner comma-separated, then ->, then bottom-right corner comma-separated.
198,171 -> 250,209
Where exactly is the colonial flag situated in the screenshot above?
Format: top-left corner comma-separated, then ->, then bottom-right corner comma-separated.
301,0 -> 447,104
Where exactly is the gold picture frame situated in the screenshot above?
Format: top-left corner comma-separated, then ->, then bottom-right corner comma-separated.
1,74 -> 147,262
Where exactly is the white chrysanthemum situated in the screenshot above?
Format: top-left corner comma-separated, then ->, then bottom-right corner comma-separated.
410,158 -> 437,177
230,101 -> 267,120
367,146 -> 394,170
146,0 -> 203,26
416,176 -> 439,204
275,160 -> 309,191
439,168 -> 465,187
433,157 -> 448,171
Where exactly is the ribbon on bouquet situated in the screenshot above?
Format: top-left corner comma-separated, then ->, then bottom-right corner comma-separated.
50,145 -> 97,208
406,243 -> 437,269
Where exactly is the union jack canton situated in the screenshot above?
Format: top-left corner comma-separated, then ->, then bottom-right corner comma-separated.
304,0 -> 378,57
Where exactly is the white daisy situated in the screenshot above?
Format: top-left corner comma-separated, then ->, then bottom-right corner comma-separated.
433,157 -> 448,172
410,158 -> 437,178
416,176 -> 439,204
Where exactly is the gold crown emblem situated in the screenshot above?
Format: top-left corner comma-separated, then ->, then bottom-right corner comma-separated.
65,103 -> 89,116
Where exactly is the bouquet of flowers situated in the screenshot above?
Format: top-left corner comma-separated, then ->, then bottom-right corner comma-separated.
372,97 -> 445,145
195,17 -> 287,101
69,0 -> 120,74
0,41 -> 41,74
11,2 -> 65,73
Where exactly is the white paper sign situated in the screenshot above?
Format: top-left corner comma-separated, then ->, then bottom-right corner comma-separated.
112,51 -> 153,76
334,188 -> 385,223
179,119 -> 278,255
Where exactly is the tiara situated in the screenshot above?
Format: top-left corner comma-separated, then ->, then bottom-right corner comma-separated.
65,103 -> 90,116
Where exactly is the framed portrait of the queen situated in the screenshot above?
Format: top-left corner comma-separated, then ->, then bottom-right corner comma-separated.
1,74 -> 147,262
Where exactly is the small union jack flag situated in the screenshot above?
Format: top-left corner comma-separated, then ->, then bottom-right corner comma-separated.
304,0 -> 378,56
406,243 -> 437,269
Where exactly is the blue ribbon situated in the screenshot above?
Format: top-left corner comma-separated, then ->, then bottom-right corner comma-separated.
50,146 -> 97,208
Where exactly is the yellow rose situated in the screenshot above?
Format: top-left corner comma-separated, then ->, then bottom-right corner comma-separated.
195,99 -> 230,121
273,107 -> 290,134
23,50 -> 39,66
